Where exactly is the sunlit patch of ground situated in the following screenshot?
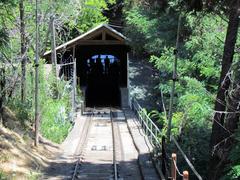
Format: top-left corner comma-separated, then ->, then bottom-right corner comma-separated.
0,107 -> 60,180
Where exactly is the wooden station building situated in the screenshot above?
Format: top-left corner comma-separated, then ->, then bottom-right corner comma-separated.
44,24 -> 130,107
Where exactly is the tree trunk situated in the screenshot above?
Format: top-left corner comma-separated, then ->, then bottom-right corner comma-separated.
208,1 -> 240,179
0,68 -> 5,125
19,0 -> 27,103
50,16 -> 58,78
225,86 -> 240,132
50,16 -> 59,98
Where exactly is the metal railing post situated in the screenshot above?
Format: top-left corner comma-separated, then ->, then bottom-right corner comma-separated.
171,153 -> 177,180
150,122 -> 153,143
162,136 -> 167,177
183,171 -> 189,180
81,101 -> 84,115
145,114 -> 148,136
155,128 -> 157,139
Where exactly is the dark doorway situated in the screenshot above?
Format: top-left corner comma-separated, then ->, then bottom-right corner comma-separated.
85,54 -> 121,107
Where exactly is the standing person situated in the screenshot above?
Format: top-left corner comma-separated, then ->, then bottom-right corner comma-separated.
96,55 -> 103,75
110,60 -> 119,79
104,55 -> 110,74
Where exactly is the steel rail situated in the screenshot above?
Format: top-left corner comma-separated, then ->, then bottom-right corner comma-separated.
72,108 -> 94,180
116,116 -> 124,162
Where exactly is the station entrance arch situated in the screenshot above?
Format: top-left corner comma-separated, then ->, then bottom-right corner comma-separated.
44,24 -> 130,107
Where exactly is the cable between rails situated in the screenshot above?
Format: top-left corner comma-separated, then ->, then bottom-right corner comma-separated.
110,107 -> 118,180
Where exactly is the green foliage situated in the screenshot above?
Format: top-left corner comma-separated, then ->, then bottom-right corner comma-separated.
124,6 -> 178,56
7,99 -> 33,127
6,61 -> 73,143
38,62 -> 73,143
1,0 -> 115,144
224,165 -> 240,179
7,65 -> 35,127
76,0 -> 115,33
148,109 -> 167,134
0,28 -> 9,47
178,77 -> 212,125
27,170 -> 42,180
40,98 -> 72,144
0,170 -> 7,180
124,3 -> 227,177
222,128 -> 240,179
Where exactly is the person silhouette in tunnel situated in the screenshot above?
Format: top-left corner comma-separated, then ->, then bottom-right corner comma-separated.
89,58 -> 95,74
96,55 -> 103,76
110,60 -> 120,81
104,56 -> 110,75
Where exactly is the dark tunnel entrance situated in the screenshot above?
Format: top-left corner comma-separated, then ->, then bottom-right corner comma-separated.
43,24 -> 130,108
85,54 -> 121,107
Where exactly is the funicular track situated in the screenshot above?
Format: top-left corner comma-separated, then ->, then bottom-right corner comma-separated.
111,108 -> 122,180
71,107 -> 141,180
72,109 -> 94,180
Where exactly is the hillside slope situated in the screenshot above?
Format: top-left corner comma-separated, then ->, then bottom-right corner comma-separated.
0,107 -> 60,180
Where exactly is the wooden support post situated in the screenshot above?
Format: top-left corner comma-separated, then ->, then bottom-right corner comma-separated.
171,153 -> 177,180
167,14 -> 182,141
50,16 -> 58,78
73,46 -> 76,104
183,171 -> 189,180
162,136 -> 167,177
127,53 -> 130,107
81,101 -> 84,115
73,58 -> 77,113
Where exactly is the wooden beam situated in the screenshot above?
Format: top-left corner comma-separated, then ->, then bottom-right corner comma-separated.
103,30 -> 106,40
44,40 -> 127,57
81,28 -> 102,40
104,28 -> 124,42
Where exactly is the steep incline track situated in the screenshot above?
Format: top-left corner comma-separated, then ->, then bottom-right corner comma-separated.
72,108 -> 142,180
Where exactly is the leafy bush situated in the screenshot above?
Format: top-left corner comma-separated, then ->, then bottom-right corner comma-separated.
38,62 -> 73,143
124,6 -> 178,56
40,99 -> 72,143
6,61 -> 73,143
0,170 -> 7,180
222,128 -> 240,179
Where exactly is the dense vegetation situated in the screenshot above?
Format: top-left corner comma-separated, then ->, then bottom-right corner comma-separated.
0,0 -> 240,179
0,0 -> 115,143
124,0 -> 240,179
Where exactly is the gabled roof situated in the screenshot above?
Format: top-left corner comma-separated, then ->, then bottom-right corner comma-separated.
44,24 -> 128,57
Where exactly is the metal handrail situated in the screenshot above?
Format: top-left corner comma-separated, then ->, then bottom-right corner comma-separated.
131,98 -> 162,146
134,99 -> 161,132
131,97 -> 203,180
130,98 -> 166,179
